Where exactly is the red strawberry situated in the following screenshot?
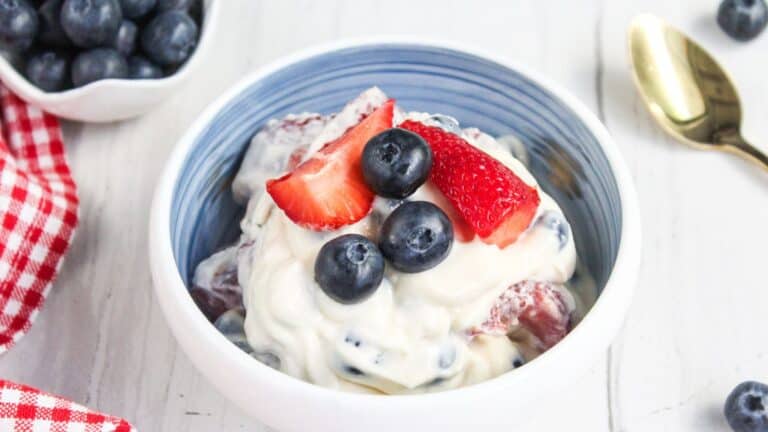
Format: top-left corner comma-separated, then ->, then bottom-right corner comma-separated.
428,185 -> 475,242
445,206 -> 475,242
479,203 -> 539,248
470,280 -> 573,350
399,120 -> 540,248
267,100 -> 395,230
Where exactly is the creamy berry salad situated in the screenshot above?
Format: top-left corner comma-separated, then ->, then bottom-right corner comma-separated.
191,87 -> 591,394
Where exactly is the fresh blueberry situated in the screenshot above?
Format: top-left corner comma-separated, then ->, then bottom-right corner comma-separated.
38,0 -> 73,47
718,0 -> 768,41
222,333 -> 253,354
155,0 -> 191,11
60,0 -> 122,48
71,48 -> 127,87
111,20 -> 137,55
535,210 -> 570,250
156,0 -> 200,22
362,128 -> 433,199
725,381 -> 768,432
428,114 -> 461,134
0,0 -> 38,52
512,356 -> 525,368
25,50 -> 70,91
229,337 -> 253,354
140,10 -> 198,66
252,351 -> 280,369
127,54 -> 162,78
379,201 -> 453,273
213,307 -> 245,336
314,234 -> 385,304
118,0 -> 155,18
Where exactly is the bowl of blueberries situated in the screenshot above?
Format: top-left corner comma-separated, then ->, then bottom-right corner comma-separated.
0,0 -> 219,122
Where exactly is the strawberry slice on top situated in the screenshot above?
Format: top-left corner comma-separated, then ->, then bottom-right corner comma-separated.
399,120 -> 540,248
266,100 -> 395,230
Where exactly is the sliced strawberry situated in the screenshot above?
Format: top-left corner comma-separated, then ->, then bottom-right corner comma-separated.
470,280 -> 573,350
399,120 -> 540,248
480,199 -> 539,248
441,200 -> 475,242
266,100 -> 395,230
428,184 -> 475,242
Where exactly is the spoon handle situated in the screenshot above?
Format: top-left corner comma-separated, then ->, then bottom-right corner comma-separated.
719,134 -> 768,172
737,143 -> 768,171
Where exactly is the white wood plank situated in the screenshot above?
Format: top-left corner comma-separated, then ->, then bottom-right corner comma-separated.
10,0 -> 767,430
600,1 -> 768,431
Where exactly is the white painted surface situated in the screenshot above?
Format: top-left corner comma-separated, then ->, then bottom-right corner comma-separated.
0,0 -> 766,431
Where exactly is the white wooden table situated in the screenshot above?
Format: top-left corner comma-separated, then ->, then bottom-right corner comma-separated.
1,0 -> 767,430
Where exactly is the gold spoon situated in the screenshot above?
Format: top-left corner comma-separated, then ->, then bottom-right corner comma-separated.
628,13 -> 768,171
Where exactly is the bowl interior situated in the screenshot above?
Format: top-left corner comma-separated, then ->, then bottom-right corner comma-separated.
170,44 -> 621,299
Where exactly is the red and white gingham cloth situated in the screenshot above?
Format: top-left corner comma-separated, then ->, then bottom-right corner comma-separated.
0,85 -> 77,352
0,84 -> 136,430
0,381 -> 133,432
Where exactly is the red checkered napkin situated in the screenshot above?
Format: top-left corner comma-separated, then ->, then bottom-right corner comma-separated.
0,85 -> 136,430
0,84 -> 78,352
0,380 -> 134,432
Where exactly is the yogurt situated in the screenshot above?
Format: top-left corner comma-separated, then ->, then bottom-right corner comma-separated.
193,87 -> 582,394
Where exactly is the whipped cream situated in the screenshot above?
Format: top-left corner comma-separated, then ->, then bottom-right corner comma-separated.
195,88 -> 582,394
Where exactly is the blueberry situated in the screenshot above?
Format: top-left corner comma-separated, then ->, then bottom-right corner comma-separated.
60,0 -> 122,48
213,307 -> 245,336
252,351 -> 280,369
118,0 -> 155,18
111,19 -> 137,55
314,234 -> 385,304
25,50 -> 70,91
140,10 -> 198,66
155,0 -> 191,11
379,201 -> 453,273
71,48 -> 127,87
229,337 -> 253,354
362,128 -> 433,199
512,356 -> 525,368
718,0 -> 768,41
127,54 -> 162,78
156,0 -> 200,22
725,381 -> 768,432
38,0 -> 73,47
535,211 -> 570,250
0,0 -> 38,52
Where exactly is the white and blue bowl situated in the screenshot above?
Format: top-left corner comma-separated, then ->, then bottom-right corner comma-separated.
149,39 -> 641,431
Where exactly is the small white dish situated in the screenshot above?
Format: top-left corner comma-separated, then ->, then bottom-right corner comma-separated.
0,0 -> 220,123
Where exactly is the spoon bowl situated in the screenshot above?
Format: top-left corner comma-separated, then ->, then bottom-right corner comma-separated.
629,14 -> 768,170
